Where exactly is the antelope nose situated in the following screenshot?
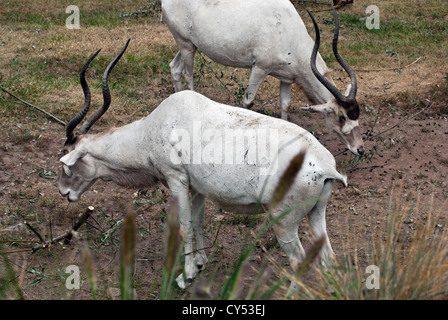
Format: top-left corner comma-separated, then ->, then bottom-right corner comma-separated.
357,147 -> 365,156
59,189 -> 69,198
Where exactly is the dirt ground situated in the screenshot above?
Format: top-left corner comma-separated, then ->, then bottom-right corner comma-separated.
1,5 -> 448,300
1,84 -> 447,300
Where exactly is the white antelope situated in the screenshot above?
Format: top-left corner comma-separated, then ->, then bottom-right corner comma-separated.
59,40 -> 347,291
162,0 -> 365,156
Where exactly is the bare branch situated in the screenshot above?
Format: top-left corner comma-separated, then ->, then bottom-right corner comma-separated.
23,221 -> 45,244
354,57 -> 422,72
31,206 -> 94,253
0,86 -> 67,126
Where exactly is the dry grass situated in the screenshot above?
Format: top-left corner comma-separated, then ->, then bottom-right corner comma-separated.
1,0 -> 447,127
268,187 -> 448,300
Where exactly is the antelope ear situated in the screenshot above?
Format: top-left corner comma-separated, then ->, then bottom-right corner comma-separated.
60,148 -> 85,167
63,165 -> 72,177
344,84 -> 352,98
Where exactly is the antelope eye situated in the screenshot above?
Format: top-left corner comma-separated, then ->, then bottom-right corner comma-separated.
339,115 -> 346,122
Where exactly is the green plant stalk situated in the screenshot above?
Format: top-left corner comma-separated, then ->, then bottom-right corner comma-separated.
0,244 -> 24,300
82,243 -> 97,300
120,210 -> 136,300
160,197 -> 183,300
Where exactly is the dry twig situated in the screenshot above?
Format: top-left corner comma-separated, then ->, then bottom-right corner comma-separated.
354,57 -> 422,73
0,86 -> 66,126
1,207 -> 94,255
31,206 -> 94,253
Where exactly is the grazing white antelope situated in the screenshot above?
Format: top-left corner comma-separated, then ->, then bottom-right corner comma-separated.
162,0 -> 365,156
59,40 -> 347,291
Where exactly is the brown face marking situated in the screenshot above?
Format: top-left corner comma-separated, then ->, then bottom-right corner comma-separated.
341,99 -> 360,120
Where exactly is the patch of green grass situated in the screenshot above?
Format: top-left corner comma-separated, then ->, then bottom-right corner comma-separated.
0,0 -> 153,30
125,45 -> 176,76
301,3 -> 448,70
1,46 -> 170,123
2,54 -> 83,102
0,10 -> 53,30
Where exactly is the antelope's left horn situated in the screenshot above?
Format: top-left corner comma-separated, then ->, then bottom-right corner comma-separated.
330,5 -> 357,100
307,8 -> 346,104
65,48 -> 101,144
79,39 -> 131,134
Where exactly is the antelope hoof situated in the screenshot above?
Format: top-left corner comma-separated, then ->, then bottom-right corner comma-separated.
243,101 -> 254,109
176,273 -> 193,289
195,253 -> 208,271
